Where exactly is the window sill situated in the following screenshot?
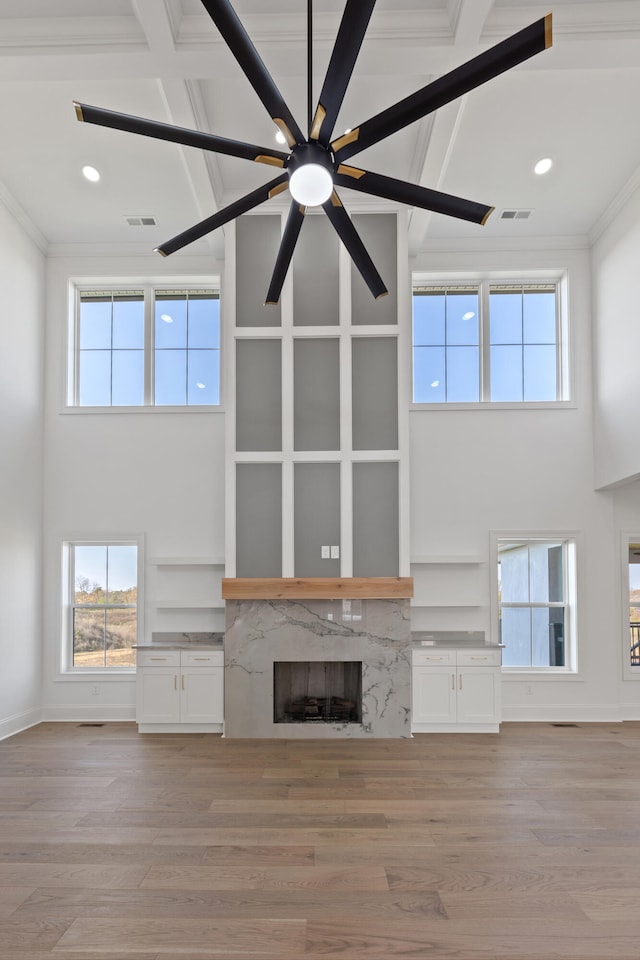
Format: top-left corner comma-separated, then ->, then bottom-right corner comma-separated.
55,670 -> 136,682
61,405 -> 224,415
410,400 -> 576,412
501,668 -> 581,680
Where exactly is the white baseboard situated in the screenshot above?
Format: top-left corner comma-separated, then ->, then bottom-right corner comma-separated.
41,705 -> 136,722
502,703 -> 623,722
0,707 -> 42,741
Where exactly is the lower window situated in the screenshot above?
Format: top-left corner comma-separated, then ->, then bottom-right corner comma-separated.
65,541 -> 139,670
629,541 -> 640,669
498,538 -> 576,670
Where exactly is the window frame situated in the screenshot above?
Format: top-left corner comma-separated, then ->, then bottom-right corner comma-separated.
491,532 -> 579,677
622,531 -> 640,681
60,536 -> 144,678
412,273 -> 571,409
67,280 -> 222,412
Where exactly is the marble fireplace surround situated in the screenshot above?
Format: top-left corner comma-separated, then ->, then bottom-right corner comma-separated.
222,578 -> 413,739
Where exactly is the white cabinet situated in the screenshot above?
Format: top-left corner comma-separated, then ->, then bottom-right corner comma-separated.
412,647 -> 501,733
136,648 -> 224,733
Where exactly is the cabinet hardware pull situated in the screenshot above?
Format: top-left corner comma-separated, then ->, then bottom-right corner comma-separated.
182,675 -> 185,690
150,657 -> 167,661
174,675 -> 177,690
451,674 -> 455,690
459,674 -> 463,690
193,657 -> 210,661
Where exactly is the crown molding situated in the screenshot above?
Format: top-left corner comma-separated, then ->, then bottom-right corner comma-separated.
589,162 -> 640,246
0,178 -> 48,254
414,234 -> 590,255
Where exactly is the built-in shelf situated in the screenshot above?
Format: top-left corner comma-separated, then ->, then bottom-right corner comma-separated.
411,556 -> 486,565
153,600 -> 225,609
149,557 -> 225,566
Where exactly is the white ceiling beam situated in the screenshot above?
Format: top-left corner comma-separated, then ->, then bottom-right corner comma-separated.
448,0 -> 496,45
408,0 -> 494,254
131,0 -> 222,244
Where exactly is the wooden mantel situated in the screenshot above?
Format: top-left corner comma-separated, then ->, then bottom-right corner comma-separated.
221,577 -> 413,600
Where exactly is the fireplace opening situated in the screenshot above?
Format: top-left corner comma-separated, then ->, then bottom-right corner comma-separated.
273,661 -> 362,724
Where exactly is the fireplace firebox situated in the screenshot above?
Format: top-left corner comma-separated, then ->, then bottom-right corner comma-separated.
274,661 -> 362,724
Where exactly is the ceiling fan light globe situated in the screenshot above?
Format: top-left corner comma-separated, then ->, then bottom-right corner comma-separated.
289,164 -> 333,206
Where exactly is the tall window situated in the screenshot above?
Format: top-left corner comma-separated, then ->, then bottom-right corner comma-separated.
629,542 -> 640,669
68,542 -> 138,670
498,538 -> 576,670
413,280 -> 563,404
73,286 -> 220,407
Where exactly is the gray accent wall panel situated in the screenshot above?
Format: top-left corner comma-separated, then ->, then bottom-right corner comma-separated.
236,216 -> 282,327
352,337 -> 398,450
353,462 -> 399,577
236,339 -> 282,451
352,214 -> 397,326
294,463 -> 341,577
294,338 -> 340,451
293,215 -> 339,326
236,463 -> 282,577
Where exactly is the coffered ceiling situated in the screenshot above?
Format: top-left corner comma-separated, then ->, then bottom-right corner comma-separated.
1,0 -> 639,261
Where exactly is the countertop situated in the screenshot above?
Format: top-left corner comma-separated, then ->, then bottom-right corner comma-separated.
411,631 -> 502,649
134,632 -> 224,650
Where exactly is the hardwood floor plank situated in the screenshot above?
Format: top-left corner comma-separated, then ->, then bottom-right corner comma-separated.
56,917 -> 306,955
0,886 -> 36,918
140,863 -> 389,891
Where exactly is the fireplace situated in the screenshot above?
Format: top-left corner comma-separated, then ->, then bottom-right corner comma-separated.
223,578 -> 413,739
274,661 -> 362,724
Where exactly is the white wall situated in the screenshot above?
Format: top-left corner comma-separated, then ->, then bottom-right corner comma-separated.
41,254 -> 226,721
0,197 -> 46,738
592,175 -> 640,489
410,245 -> 638,721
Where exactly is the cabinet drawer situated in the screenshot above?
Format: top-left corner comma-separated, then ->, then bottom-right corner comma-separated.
181,649 -> 224,667
457,648 -> 501,667
413,649 -> 456,666
137,649 -> 180,667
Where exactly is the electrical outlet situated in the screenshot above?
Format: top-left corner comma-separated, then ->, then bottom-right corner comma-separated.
91,685 -> 99,697
321,545 -> 330,559
330,545 -> 340,559
525,684 -> 533,696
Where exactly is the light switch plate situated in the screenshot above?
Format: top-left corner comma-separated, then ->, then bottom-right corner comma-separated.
321,545 -> 330,559
330,545 -> 340,559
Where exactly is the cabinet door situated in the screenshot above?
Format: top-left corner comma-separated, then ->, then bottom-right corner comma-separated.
181,668 -> 224,723
412,666 -> 456,724
137,668 -> 180,723
456,667 -> 500,724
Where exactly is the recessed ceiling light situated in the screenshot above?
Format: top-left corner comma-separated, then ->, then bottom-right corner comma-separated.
82,165 -> 101,182
275,130 -> 287,145
160,313 -> 173,323
462,311 -> 475,321
534,157 -> 553,176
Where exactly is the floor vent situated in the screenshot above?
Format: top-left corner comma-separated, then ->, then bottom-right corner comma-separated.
77,723 -> 105,727
551,722 -> 579,727
500,208 -> 533,220
125,215 -> 157,227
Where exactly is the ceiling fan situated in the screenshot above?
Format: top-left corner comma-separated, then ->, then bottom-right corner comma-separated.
74,1 -> 552,304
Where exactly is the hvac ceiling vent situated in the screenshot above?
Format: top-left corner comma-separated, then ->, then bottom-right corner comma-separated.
499,208 -> 533,220
125,215 -> 157,227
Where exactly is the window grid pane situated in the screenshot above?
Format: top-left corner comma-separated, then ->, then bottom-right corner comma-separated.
413,281 -> 559,404
70,542 -> 138,671
77,288 -> 220,407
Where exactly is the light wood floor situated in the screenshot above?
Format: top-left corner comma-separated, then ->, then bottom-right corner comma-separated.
1,722 -> 640,958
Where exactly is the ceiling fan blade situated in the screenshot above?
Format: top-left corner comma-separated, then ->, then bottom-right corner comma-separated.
74,102 -> 289,167
200,0 -> 305,147
322,192 -> 388,300
156,174 -> 289,257
332,13 -> 552,162
334,165 -> 493,225
310,0 -> 377,146
265,202 -> 306,305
